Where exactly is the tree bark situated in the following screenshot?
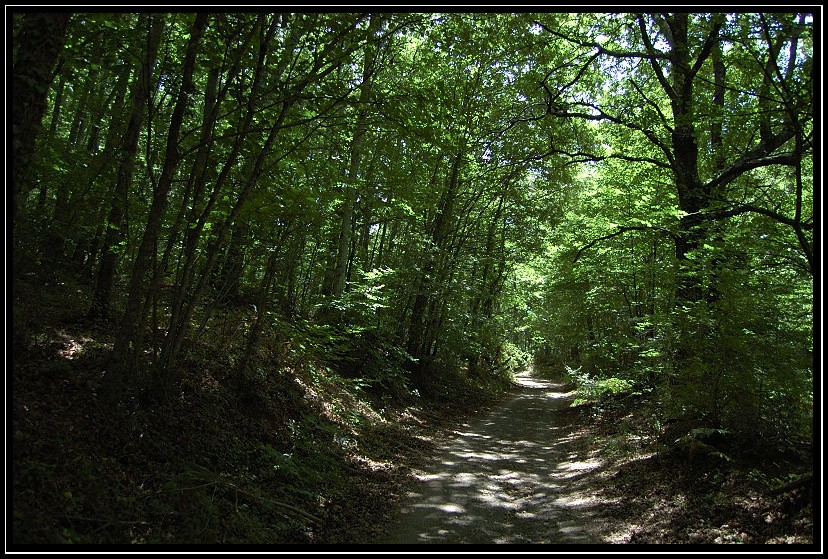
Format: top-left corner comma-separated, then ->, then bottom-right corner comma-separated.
329,14 -> 381,297
88,14 -> 163,320
12,12 -> 71,271
112,13 -> 208,385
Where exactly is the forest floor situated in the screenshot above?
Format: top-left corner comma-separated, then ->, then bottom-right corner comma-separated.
10,275 -> 816,548
373,368 -> 615,544
368,367 -> 816,546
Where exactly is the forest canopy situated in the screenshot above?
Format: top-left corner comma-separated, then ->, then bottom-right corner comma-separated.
12,9 -> 813,472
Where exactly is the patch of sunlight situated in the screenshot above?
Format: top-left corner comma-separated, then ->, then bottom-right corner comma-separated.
455,451 -> 519,461
613,450 -> 656,468
552,431 -> 589,444
557,521 -> 584,533
494,470 -> 523,481
554,492 -> 596,507
478,491 -> 522,510
453,431 -> 492,439
438,503 -> 466,514
544,390 -> 576,399
350,455 -> 394,472
400,408 -> 427,425
552,458 -> 602,479
412,502 -> 466,514
53,329 -> 96,359
559,458 -> 601,471
513,439 -> 541,448
515,380 -> 553,389
294,377 -> 317,400
415,472 -> 447,482
453,472 -> 479,484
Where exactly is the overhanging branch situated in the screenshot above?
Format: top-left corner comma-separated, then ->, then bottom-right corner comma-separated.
531,146 -> 670,169
574,225 -> 678,262
706,203 -> 814,231
707,128 -> 811,193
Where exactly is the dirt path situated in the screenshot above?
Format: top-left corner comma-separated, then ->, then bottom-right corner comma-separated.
375,368 -> 617,544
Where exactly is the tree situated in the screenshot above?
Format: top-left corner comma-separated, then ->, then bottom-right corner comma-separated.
11,10 -> 812,442
532,12 -> 813,432
88,13 -> 164,320
12,12 -> 71,272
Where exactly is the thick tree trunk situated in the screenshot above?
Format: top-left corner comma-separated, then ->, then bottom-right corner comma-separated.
666,14 -> 709,306
12,12 -> 71,271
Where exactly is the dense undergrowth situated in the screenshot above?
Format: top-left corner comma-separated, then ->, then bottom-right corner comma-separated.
11,273 -> 519,545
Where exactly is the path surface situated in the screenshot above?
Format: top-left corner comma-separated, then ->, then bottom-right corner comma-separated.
376,368 -> 615,544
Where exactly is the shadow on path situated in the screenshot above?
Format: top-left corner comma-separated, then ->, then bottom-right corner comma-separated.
376,368 -> 614,544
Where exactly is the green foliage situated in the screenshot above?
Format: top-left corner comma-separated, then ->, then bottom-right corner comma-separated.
567,365 -> 635,406
11,10 -> 813,544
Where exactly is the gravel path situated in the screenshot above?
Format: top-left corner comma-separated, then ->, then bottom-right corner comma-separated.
376,368 -> 616,544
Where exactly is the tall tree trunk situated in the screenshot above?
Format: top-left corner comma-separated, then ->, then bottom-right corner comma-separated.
70,64 -> 133,272
157,98 -> 294,385
214,219 -> 250,302
47,71 -> 66,138
329,14 -> 381,297
88,14 -> 163,320
12,12 -> 71,273
407,154 -> 461,380
156,15 -> 274,380
159,66 -> 220,280
468,190 -> 507,375
112,13 -> 208,387
42,43 -> 107,271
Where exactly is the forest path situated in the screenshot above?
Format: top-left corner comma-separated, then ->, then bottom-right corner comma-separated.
375,367 -> 616,544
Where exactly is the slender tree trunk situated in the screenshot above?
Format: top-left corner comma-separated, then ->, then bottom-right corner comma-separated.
159,66 -> 220,280
214,220 -> 249,302
157,98 -> 294,383
88,14 -> 163,321
156,16 -> 274,378
329,14 -> 380,297
112,13 -> 207,384
47,71 -> 66,137
407,154 -> 461,379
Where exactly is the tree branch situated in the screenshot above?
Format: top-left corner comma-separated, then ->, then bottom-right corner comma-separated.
706,129 -> 812,193
531,146 -> 670,169
706,203 -> 813,232
558,102 -> 675,168
636,14 -> 676,100
689,15 -> 724,78
574,225 -> 678,262
628,77 -> 673,132
533,19 -> 669,61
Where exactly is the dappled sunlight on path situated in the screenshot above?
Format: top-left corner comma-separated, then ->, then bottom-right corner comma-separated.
377,368 -> 613,544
